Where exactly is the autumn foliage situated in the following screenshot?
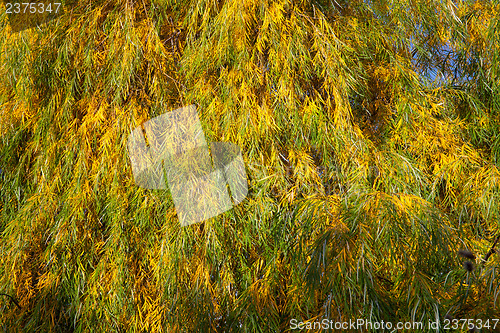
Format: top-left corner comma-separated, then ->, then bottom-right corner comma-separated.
0,0 -> 499,331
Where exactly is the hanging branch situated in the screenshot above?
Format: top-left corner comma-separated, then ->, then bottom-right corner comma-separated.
0,293 -> 21,310
482,234 -> 500,263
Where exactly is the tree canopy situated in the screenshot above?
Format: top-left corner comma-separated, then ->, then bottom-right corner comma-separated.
0,0 -> 499,331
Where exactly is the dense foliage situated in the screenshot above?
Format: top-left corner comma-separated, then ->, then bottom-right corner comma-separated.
0,0 -> 499,331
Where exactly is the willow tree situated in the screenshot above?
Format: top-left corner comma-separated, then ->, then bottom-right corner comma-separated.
0,0 -> 499,331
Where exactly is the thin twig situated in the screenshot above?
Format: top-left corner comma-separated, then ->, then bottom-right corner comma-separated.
0,293 -> 21,310
376,274 -> 394,287
482,234 -> 500,263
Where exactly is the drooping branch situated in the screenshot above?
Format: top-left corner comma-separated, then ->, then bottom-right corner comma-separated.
376,274 -> 394,287
0,293 -> 21,310
482,234 -> 500,263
